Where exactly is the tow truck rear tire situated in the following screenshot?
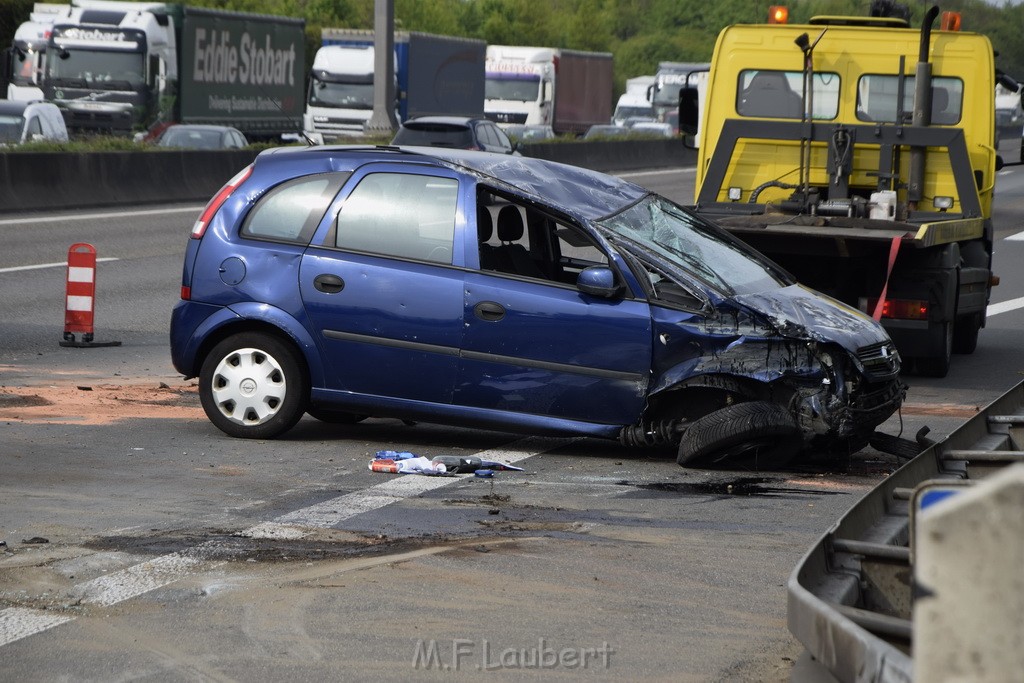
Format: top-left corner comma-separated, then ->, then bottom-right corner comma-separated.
952,312 -> 982,354
915,321 -> 953,378
677,401 -> 802,470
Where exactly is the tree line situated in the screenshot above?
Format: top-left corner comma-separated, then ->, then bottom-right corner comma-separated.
4,0 -> 1024,95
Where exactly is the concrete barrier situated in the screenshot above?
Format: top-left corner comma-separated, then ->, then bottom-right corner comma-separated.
521,138 -> 697,172
0,140 -> 695,214
0,150 -> 260,213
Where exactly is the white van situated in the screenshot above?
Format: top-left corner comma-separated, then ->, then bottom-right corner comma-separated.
0,100 -> 69,145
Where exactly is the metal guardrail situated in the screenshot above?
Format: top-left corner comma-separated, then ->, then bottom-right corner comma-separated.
787,380 -> 1024,682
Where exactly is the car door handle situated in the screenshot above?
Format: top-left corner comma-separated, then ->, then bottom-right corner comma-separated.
474,301 -> 505,322
313,274 -> 345,294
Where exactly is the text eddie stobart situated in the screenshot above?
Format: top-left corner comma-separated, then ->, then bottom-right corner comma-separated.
412,638 -> 614,671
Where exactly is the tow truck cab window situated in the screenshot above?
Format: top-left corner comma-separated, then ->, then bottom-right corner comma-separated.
736,69 -> 840,120
856,75 -> 964,125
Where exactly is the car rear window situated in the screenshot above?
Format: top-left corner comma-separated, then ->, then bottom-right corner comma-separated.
241,172 -> 350,244
0,114 -> 25,143
393,123 -> 474,149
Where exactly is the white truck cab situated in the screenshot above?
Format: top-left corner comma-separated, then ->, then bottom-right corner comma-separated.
303,44 -> 378,140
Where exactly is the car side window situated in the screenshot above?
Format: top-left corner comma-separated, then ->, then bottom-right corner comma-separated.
25,116 -> 42,139
241,172 -> 350,244
334,172 -> 458,264
478,191 -> 609,285
492,125 -> 512,153
475,122 -> 495,149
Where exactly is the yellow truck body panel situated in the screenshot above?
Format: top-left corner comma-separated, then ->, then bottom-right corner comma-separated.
696,22 -> 996,218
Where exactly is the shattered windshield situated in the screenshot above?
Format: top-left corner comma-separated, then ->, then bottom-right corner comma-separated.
596,195 -> 789,296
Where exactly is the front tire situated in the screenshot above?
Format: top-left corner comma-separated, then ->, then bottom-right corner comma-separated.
199,332 -> 308,439
677,401 -> 802,470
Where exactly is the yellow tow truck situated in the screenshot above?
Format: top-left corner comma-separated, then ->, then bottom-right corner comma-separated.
681,3 -> 1006,377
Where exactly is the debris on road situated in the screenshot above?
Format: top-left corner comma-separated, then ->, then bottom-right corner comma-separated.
431,456 -> 524,473
369,456 -> 449,475
368,452 -> 525,476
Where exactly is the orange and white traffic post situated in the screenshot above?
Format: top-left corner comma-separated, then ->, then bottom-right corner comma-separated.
60,243 -> 121,348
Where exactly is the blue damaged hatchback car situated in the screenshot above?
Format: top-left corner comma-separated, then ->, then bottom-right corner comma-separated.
170,145 -> 905,468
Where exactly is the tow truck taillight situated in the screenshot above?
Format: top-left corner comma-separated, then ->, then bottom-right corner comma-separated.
190,164 -> 254,239
862,298 -> 929,320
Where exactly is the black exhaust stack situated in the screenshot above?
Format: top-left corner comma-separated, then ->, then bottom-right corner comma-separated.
908,5 -> 941,207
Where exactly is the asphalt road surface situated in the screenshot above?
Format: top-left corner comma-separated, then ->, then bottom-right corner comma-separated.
1,163 -> 1022,681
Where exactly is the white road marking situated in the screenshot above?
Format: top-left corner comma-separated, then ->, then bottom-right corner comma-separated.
0,206 -> 203,227
0,437 -> 568,648
0,609 -> 75,646
987,296 -> 1024,316
0,258 -> 118,275
1006,230 -> 1024,241
617,167 -> 695,179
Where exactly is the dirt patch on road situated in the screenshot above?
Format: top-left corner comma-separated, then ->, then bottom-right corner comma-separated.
0,382 -> 200,425
900,401 -> 981,418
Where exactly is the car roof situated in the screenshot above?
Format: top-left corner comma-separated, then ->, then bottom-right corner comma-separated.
164,124 -> 239,132
256,145 -> 648,221
0,101 -> 31,116
402,116 -> 484,127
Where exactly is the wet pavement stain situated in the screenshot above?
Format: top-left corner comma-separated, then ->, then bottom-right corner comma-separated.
616,477 -> 847,498
0,392 -> 52,408
82,529 -> 461,564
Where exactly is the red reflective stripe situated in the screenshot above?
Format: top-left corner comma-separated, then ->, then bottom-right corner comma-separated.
872,236 -> 903,321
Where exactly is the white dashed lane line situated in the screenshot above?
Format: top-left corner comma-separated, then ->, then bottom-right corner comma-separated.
0,437 -> 569,648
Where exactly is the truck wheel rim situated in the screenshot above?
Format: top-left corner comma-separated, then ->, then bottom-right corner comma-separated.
209,347 -> 287,427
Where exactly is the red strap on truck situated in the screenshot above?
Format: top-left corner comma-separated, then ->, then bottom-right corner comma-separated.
872,236 -> 902,321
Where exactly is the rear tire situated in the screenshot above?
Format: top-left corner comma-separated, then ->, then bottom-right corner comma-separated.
677,401 -> 802,470
915,321 -> 952,378
199,332 -> 308,439
952,312 -> 981,355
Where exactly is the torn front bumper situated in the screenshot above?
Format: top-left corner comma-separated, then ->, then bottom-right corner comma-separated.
796,375 -> 906,444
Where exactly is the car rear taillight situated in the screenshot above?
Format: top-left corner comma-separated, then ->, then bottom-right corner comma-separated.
190,164 -> 254,239
180,285 -> 191,301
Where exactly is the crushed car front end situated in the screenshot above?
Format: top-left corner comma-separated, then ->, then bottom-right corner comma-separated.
594,194 -> 905,465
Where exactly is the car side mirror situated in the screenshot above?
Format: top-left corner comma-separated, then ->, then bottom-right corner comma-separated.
577,266 -> 620,298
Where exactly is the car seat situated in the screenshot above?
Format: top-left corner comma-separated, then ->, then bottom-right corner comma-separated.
495,206 -> 545,278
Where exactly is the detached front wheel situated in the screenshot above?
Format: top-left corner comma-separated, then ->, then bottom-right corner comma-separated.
677,401 -> 802,470
199,332 -> 308,439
